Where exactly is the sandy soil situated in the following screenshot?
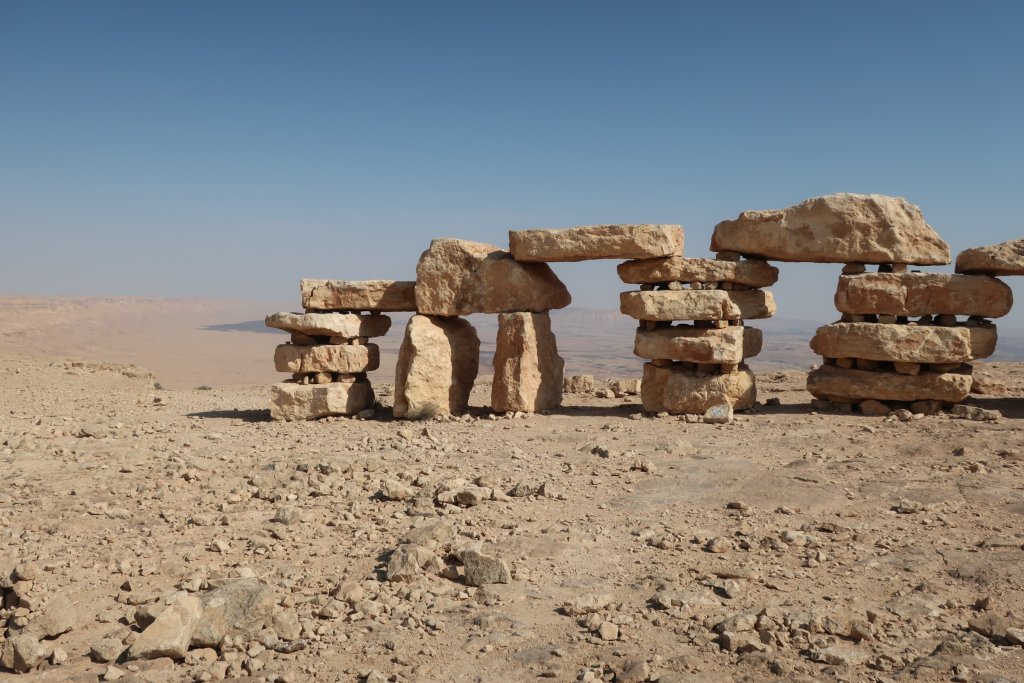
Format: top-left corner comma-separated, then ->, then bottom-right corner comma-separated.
2,349 -> 1024,682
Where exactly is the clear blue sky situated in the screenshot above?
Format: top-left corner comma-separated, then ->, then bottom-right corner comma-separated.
2,1 -> 1022,327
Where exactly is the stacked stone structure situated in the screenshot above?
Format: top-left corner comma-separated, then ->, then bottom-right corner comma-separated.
617,254 -> 778,414
265,280 -> 416,420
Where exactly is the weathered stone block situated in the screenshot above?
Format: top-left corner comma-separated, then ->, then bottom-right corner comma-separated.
509,224 -> 683,262
641,363 -> 757,414
300,279 -> 416,312
491,312 -> 564,413
806,365 -> 972,403
270,380 -> 375,421
273,343 -> 379,374
617,257 -> 778,287
810,322 -> 997,363
265,312 -> 391,338
394,315 -> 480,419
956,238 -> 1024,276
634,325 -> 762,363
620,290 -> 775,321
835,273 -> 1012,318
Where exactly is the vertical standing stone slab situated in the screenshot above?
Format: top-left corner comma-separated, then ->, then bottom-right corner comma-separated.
491,312 -> 564,413
394,315 -> 480,419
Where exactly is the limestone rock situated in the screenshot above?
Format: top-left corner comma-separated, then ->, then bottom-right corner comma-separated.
270,380 -> 374,421
641,364 -> 757,414
300,279 -> 417,312
810,322 -> 997,363
620,290 -> 775,321
617,256 -> 778,287
265,312 -> 391,338
711,193 -> 950,264
128,592 -> 202,660
491,312 -> 564,413
24,593 -> 76,639
1,634 -> 46,673
460,548 -> 512,586
806,365 -> 973,403
563,375 -> 595,393
835,273 -> 1012,318
634,325 -> 762,363
956,238 -> 1024,275
394,315 -> 480,419
273,343 -> 380,374
191,579 -> 277,648
508,224 -> 683,262
415,239 -> 571,315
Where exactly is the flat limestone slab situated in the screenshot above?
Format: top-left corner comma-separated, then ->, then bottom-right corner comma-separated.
810,322 -> 997,363
956,238 -> 1024,276
835,273 -> 1012,318
416,238 -> 571,316
301,280 -> 417,312
394,315 -> 480,419
620,290 -> 776,321
491,312 -> 564,413
265,312 -> 392,338
806,365 -> 972,403
711,193 -> 950,265
274,343 -> 380,374
634,326 -> 763,363
508,224 -> 683,262
270,380 -> 374,420
618,256 -> 778,287
641,363 -> 757,414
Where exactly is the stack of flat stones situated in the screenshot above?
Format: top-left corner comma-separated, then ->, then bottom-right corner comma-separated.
712,192 -> 1012,414
397,237 -> 572,419
265,280 -> 416,420
617,250 -> 778,415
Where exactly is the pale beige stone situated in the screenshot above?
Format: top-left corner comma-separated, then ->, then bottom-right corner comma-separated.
617,257 -> 778,287
806,365 -> 972,403
508,224 -> 683,262
810,322 -> 997,363
711,193 -> 950,264
491,312 -> 564,413
835,273 -> 1012,318
300,279 -> 416,312
415,239 -> 571,316
956,238 -> 1024,276
563,375 -> 594,393
274,343 -> 379,374
270,380 -> 374,421
641,363 -> 756,414
634,326 -> 762,363
127,593 -> 202,660
265,312 -> 391,338
619,290 -> 775,321
394,315 -> 480,419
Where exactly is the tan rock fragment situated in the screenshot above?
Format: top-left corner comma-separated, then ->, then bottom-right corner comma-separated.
956,238 -> 1024,276
415,239 -> 571,316
301,279 -> 417,312
394,315 -> 480,419
806,365 -> 972,403
641,363 -> 757,414
810,322 -> 997,363
127,592 -> 202,660
508,224 -> 683,262
711,193 -> 950,264
620,290 -> 775,321
491,312 -> 564,413
265,312 -> 391,338
634,325 -> 762,363
835,273 -> 1012,318
617,257 -> 778,287
274,343 -> 379,374
270,380 -> 374,420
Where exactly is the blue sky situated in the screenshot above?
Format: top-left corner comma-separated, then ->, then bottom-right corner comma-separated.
1,1 -> 1022,327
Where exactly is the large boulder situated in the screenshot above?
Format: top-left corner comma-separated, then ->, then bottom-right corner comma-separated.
509,224 -> 683,262
835,273 -> 1012,318
491,312 -> 564,413
270,380 -> 374,420
956,238 -> 1024,276
394,315 -> 480,419
617,257 -> 778,287
301,279 -> 417,312
641,364 -> 757,414
810,322 -> 997,363
620,290 -> 776,321
806,365 -> 973,403
415,239 -> 571,316
634,325 -> 762,363
265,312 -> 391,338
273,343 -> 380,374
711,194 -> 950,265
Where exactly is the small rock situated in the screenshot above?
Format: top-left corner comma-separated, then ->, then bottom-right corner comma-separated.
50,647 -> 68,665
859,399 -> 890,416
380,479 -> 416,501
1,634 -> 46,673
91,636 -> 126,663
895,499 -> 924,514
597,622 -> 619,640
950,404 -> 1001,421
24,593 -> 76,639
128,592 -> 202,660
562,594 -> 615,616
273,507 -> 303,525
508,481 -> 540,497
703,403 -> 733,424
103,665 -> 125,681
461,548 -> 511,586
704,537 -> 732,554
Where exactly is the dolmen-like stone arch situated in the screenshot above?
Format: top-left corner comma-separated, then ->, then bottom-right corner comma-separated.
263,193 -> 1019,421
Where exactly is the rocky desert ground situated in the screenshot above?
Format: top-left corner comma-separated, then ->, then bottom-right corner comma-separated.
3,329 -> 1024,682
